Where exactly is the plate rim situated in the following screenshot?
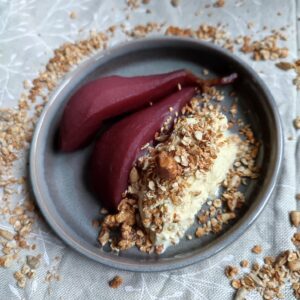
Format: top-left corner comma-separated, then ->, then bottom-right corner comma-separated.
29,36 -> 283,272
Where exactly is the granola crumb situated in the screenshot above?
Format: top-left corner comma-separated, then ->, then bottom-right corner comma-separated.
240,260 -> 249,268
251,245 -> 262,254
225,265 -> 239,279
14,271 -> 26,288
296,194 -> 300,200
231,279 -> 241,289
92,219 -> 100,228
290,211 -> 300,227
69,11 -> 77,19
195,227 -> 205,238
170,0 -> 180,7
213,0 -> 225,7
100,207 -> 109,214
186,234 -> 192,240
109,275 -> 123,289
294,116 -> 300,129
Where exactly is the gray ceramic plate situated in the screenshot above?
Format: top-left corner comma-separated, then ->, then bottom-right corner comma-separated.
30,37 -> 283,272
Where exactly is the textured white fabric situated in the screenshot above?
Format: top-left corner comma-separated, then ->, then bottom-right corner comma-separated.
0,0 -> 298,299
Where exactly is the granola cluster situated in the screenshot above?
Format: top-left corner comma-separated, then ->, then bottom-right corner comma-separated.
240,32 -> 289,61
97,89 -> 260,254
229,249 -> 300,300
0,31 -> 107,288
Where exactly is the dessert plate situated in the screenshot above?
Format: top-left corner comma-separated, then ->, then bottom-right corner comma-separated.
29,37 -> 283,272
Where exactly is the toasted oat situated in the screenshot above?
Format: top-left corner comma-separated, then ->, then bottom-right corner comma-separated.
276,61 -> 294,70
290,211 -> 300,227
109,275 -> 123,289
292,232 -> 300,247
251,245 -> 262,254
0,229 -> 14,240
129,167 -> 139,183
231,279 -> 242,289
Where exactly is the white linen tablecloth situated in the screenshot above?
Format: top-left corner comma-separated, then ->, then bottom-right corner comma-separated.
0,0 -> 298,299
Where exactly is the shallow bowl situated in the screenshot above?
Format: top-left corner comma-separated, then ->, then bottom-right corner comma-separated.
30,37 -> 283,272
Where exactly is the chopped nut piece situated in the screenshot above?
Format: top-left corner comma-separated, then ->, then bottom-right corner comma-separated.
290,211 -> 300,227
156,151 -> 180,180
251,245 -> 262,254
109,275 -> 123,289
